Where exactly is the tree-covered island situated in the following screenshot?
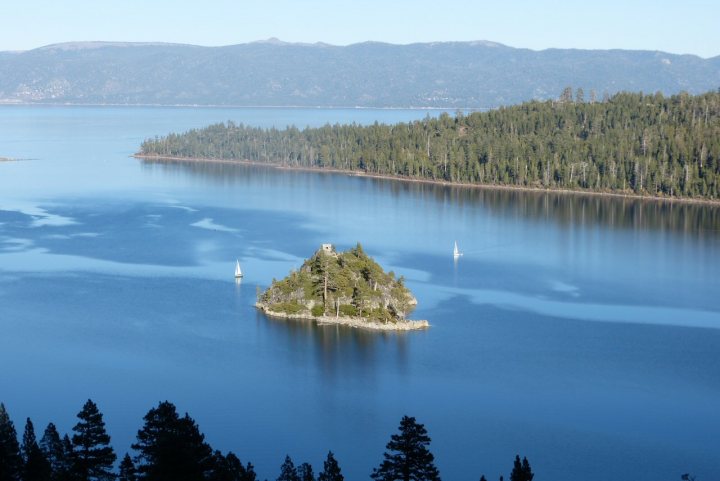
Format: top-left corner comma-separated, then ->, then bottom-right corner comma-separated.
256,243 -> 428,331
137,90 -> 720,201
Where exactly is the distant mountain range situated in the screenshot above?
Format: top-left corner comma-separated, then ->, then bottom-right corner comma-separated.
0,39 -> 718,108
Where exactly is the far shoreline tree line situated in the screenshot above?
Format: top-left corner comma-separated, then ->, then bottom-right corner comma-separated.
0,400 -> 533,481
139,90 -> 720,200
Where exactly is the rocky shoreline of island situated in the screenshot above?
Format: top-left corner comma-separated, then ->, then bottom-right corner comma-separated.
256,302 -> 429,331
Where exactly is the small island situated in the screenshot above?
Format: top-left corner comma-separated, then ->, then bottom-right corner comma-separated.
256,243 -> 429,331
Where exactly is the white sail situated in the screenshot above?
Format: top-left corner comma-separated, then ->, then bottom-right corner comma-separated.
234,259 -> 243,278
453,241 -> 462,258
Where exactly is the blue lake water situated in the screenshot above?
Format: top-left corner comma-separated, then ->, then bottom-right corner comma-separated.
0,105 -> 719,481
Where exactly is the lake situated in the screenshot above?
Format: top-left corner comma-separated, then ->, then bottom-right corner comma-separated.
0,105 -> 719,481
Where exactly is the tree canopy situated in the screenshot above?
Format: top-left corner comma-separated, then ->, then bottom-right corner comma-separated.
71,400 -> 116,481
371,416 -> 441,481
317,452 -> 343,481
131,401 -> 215,481
140,90 -> 720,200
0,403 -> 23,481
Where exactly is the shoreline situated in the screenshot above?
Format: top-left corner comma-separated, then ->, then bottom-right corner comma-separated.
134,154 -> 720,207
256,303 -> 429,331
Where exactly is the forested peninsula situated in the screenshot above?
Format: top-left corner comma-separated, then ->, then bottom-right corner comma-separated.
138,90 -> 720,200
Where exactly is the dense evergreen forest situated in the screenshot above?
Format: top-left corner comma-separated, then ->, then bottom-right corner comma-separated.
0,401 -> 537,481
258,243 -> 416,322
139,90 -> 720,200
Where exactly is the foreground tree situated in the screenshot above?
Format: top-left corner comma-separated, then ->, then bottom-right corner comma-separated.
208,451 -> 256,481
276,456 -> 299,481
118,454 -> 137,481
296,463 -> 314,481
0,403 -> 23,481
40,423 -> 72,481
22,418 -> 51,481
371,416 -> 441,481
72,400 -> 116,481
131,401 -> 214,481
317,452 -> 343,481
509,455 -> 533,481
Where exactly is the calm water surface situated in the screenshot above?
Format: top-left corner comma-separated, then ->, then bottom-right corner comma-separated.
1,106 -> 719,481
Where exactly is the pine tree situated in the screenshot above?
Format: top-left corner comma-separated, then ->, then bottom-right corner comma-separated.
296,463 -> 314,481
240,459 -> 257,481
509,455 -> 533,481
276,456 -> 299,481
131,401 -> 214,481
371,416 -> 441,481
22,418 -> 51,481
520,458 -> 533,481
40,424 -> 75,481
317,452 -> 343,481
40,423 -> 68,480
71,400 -> 116,481
60,436 -> 75,481
0,403 -> 23,481
40,423 -> 66,478
208,451 -> 256,481
118,454 -> 136,481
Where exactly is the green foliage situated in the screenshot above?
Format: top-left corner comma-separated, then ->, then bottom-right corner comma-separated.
371,416 -> 441,481
260,245 -> 415,321
71,400 -> 116,481
141,90 -> 720,200
338,305 -> 358,317
271,301 -> 306,315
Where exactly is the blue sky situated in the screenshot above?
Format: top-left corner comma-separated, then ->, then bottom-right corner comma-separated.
1,0 -> 718,57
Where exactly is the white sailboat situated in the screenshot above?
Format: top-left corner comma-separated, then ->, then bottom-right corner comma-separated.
234,259 -> 243,278
453,241 -> 463,258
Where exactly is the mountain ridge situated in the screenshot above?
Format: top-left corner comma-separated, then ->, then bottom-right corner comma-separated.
1,39 -> 718,108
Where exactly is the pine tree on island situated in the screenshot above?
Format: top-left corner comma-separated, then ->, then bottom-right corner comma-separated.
371,415 -> 441,481
257,243 -> 428,330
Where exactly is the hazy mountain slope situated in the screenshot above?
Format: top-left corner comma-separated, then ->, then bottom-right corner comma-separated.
0,40 -> 718,107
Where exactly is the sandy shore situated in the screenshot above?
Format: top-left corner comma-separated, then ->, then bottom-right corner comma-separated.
135,154 -> 720,207
256,303 -> 429,331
